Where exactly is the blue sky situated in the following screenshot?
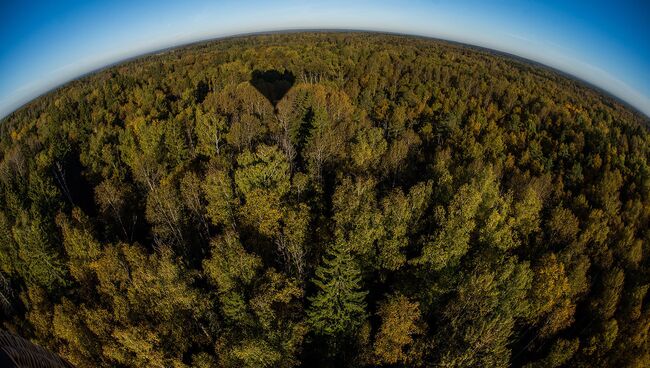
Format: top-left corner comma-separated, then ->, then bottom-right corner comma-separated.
1,0 -> 649,118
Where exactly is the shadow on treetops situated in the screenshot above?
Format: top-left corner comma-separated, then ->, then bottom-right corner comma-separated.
250,69 -> 295,107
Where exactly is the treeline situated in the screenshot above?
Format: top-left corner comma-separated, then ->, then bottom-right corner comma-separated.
0,32 -> 649,367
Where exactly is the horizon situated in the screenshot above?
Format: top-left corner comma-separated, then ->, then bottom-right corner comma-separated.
3,28 -> 649,122
1,0 -> 649,119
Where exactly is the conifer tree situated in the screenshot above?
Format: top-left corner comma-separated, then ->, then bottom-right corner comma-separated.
307,241 -> 368,338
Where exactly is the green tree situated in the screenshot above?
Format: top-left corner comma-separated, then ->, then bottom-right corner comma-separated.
195,107 -> 227,157
307,241 -> 368,339
332,177 -> 384,262
12,212 -> 67,291
203,161 -> 237,228
235,144 -> 291,237
414,181 -> 482,270
203,231 -> 261,323
351,127 -> 387,172
378,181 -> 432,270
56,208 -> 102,284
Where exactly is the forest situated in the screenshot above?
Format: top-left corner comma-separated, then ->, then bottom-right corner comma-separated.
0,32 -> 648,367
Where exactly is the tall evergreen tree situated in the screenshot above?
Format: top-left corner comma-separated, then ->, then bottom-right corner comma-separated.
307,241 -> 368,339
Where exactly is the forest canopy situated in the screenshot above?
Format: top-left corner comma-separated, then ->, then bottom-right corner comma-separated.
0,32 -> 649,367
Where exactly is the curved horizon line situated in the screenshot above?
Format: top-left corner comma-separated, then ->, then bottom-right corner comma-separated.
2,28 -> 649,122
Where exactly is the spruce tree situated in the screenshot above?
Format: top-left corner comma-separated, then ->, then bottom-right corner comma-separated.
307,241 -> 368,338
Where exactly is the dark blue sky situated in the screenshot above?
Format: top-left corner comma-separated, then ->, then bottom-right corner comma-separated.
1,0 -> 649,117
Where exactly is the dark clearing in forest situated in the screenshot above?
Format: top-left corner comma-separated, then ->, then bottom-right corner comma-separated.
0,32 -> 649,368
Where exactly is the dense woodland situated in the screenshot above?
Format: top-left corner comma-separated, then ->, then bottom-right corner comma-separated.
0,32 -> 649,367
